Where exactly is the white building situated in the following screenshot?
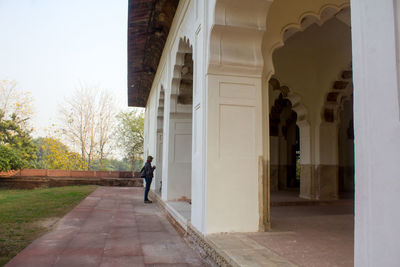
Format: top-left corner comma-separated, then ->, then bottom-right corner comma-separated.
128,0 -> 400,266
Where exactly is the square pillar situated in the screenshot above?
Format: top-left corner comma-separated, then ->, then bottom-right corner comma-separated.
205,74 -> 263,234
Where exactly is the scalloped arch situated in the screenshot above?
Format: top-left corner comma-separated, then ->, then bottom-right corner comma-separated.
169,36 -> 194,114
280,5 -> 347,42
263,0 -> 350,78
321,65 -> 353,123
170,37 -> 193,96
157,85 -> 165,118
269,77 -> 308,123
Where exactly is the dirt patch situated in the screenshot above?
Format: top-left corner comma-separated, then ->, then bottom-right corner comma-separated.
34,217 -> 61,230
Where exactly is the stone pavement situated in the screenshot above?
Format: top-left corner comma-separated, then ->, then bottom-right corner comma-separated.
6,187 -> 206,267
208,199 -> 354,267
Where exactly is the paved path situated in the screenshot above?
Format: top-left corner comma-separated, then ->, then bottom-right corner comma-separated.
6,187 -> 205,267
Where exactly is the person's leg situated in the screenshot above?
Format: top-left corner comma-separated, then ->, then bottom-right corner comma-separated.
144,177 -> 153,202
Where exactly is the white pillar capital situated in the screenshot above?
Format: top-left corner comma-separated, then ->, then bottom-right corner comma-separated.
209,0 -> 273,76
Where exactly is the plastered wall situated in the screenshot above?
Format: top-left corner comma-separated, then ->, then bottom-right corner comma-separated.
352,0 -> 400,265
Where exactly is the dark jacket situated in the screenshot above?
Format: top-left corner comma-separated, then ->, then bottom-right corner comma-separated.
143,161 -> 155,179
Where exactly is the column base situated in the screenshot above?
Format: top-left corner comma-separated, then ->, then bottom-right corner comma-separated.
315,165 -> 339,200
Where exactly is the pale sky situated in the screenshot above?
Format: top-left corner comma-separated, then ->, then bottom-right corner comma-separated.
0,0 -> 130,136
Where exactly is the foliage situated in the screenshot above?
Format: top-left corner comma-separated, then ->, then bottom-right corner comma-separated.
0,186 -> 97,266
32,137 -> 87,170
0,80 -> 37,170
0,111 -> 37,170
0,80 -> 34,130
115,109 -> 144,171
59,87 -> 116,170
31,136 -> 139,171
90,157 -> 132,171
0,145 -> 24,171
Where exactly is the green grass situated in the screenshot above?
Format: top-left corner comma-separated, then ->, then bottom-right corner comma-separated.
0,185 -> 97,266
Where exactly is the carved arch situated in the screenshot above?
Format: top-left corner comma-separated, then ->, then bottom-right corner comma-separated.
263,1 -> 350,78
157,85 -> 165,132
269,77 -> 308,123
170,37 -> 193,114
322,65 -> 353,123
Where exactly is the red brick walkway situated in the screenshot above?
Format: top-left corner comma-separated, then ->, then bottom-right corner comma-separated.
6,187 -> 205,267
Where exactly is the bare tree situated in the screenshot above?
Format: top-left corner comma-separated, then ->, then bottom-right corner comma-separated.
0,79 -> 34,129
115,109 -> 144,171
59,86 -> 116,169
96,90 -> 116,168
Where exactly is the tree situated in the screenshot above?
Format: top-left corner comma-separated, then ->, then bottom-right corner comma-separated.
0,79 -> 37,170
115,109 -> 144,171
90,158 -> 132,171
33,137 -> 87,170
0,111 -> 37,169
0,80 -> 34,130
0,145 -> 25,171
59,87 -> 116,170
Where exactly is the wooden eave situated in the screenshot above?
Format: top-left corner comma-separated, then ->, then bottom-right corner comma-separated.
127,0 -> 179,107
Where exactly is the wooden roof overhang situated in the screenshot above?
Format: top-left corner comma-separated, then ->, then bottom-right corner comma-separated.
127,0 -> 179,107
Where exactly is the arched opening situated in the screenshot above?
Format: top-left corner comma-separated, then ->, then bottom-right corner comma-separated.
268,77 -> 309,201
269,94 -> 300,194
165,38 -> 193,212
322,66 -> 354,198
262,2 -> 354,266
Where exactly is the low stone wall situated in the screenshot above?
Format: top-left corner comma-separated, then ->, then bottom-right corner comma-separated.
0,176 -> 143,189
0,169 -> 141,178
0,169 -> 143,189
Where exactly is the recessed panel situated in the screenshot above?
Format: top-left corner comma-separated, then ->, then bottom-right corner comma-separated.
219,105 -> 256,159
175,121 -> 192,133
193,105 -> 201,154
174,134 -> 192,163
220,82 -> 255,99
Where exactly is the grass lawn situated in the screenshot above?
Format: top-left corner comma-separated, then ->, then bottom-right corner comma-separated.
0,185 -> 97,266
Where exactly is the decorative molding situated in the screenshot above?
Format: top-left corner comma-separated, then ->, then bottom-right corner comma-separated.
321,65 -> 353,123
170,37 -> 194,109
269,77 -> 308,123
209,0 -> 274,76
263,0 -> 350,78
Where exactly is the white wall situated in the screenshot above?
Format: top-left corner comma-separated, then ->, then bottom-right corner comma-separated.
166,116 -> 192,200
352,0 -> 400,266
142,0 -> 208,233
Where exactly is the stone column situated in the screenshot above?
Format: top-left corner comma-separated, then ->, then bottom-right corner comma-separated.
155,131 -> 163,195
316,122 -> 339,200
278,134 -> 288,190
352,0 -> 400,265
161,89 -> 171,201
269,136 -> 279,191
298,120 -> 315,199
205,0 -> 273,234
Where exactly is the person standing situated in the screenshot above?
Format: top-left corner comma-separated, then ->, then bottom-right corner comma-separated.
142,155 -> 156,203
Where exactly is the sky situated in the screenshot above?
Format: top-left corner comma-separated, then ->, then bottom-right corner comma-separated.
0,0 -> 130,136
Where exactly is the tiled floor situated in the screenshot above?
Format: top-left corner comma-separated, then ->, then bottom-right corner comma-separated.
208,192 -> 354,267
5,187 -> 206,267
